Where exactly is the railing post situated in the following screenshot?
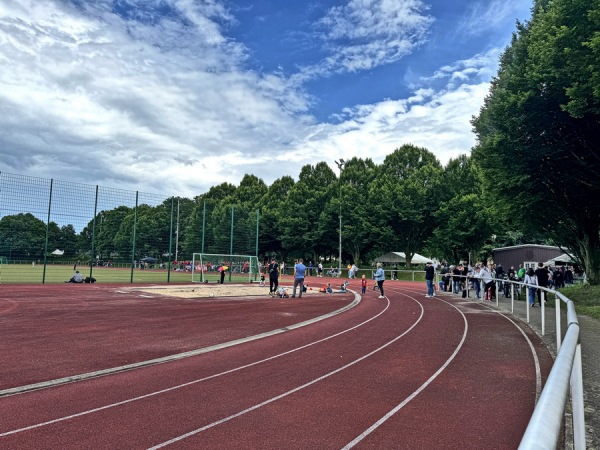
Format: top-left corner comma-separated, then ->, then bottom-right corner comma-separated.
571,342 -> 586,450
510,281 -> 514,313
556,292 -> 561,352
541,290 -> 546,336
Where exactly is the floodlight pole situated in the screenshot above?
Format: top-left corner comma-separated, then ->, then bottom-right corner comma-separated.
335,159 -> 345,274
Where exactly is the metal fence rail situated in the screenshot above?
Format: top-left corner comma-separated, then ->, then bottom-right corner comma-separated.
0,172 -> 259,284
442,273 -> 586,449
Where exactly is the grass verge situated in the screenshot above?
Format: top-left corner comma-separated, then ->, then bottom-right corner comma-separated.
558,284 -> 600,320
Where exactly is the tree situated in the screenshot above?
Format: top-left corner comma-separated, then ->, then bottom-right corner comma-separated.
258,176 -> 295,261
472,0 -> 600,283
373,145 -> 443,267
279,162 -> 337,261
0,213 -> 47,259
335,157 -> 379,265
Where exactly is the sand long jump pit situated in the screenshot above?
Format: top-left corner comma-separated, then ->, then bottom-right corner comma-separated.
131,283 -> 323,298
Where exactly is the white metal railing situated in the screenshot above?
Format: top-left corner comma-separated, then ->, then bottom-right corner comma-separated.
441,274 -> 585,449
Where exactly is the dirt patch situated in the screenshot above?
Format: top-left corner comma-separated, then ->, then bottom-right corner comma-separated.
133,283 -> 323,298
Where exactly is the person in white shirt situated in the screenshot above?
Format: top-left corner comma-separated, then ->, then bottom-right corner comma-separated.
480,264 -> 494,300
524,267 -> 539,307
66,270 -> 84,283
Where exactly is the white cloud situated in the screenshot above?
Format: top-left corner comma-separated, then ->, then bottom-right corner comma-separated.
304,0 -> 434,77
0,0 -> 507,199
0,0 -> 310,194
459,0 -> 528,37
295,81 -> 491,170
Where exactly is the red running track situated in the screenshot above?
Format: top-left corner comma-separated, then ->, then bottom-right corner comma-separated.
0,280 -> 553,449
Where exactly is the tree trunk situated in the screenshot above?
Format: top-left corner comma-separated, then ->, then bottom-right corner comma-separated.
579,230 -> 600,286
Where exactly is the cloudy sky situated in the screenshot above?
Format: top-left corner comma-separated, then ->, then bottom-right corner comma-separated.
0,0 -> 532,197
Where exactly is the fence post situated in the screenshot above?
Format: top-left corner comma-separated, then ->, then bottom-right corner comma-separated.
130,191 -> 138,283
89,185 -> 98,283
42,179 -> 53,284
167,197 -> 174,283
201,201 -> 206,254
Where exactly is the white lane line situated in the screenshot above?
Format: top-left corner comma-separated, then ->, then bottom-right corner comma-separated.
342,295 -> 468,449
0,296 -> 388,438
147,295 -> 425,449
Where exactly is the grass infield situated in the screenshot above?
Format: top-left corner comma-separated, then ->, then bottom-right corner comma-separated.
0,264 -> 257,285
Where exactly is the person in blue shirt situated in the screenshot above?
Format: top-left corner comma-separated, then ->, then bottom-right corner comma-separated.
374,263 -> 386,298
292,258 -> 307,298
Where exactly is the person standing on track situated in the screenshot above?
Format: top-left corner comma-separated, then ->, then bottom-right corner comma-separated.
267,258 -> 280,295
291,258 -> 307,298
361,274 -> 367,294
425,261 -> 435,297
374,262 -> 385,298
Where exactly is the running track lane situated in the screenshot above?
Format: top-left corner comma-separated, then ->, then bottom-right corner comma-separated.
0,283 -> 553,449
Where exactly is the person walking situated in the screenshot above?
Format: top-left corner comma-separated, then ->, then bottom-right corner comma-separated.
524,267 -> 538,307
534,262 -> 551,306
480,263 -> 494,301
425,261 -> 435,297
292,258 -> 307,298
267,258 -> 279,295
374,263 -> 386,298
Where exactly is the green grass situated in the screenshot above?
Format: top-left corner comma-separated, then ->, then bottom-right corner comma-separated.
557,284 -> 600,320
0,264 -> 256,285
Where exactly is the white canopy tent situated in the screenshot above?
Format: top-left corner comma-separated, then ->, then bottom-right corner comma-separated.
374,252 -> 431,265
543,253 -> 576,266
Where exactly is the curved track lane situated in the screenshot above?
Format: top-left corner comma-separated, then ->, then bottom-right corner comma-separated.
0,281 -> 552,449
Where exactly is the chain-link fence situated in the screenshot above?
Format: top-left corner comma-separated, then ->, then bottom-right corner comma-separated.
0,172 -> 259,284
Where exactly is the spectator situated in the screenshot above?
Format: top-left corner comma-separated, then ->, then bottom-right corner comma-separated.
452,265 -> 462,294
471,265 -> 482,299
496,264 -> 505,291
517,264 -> 526,280
534,263 -> 551,306
66,271 -> 84,283
267,258 -> 279,295
425,261 -> 435,297
292,258 -> 307,298
564,267 -> 574,285
374,263 -> 386,298
481,264 -> 495,301
524,267 -> 538,307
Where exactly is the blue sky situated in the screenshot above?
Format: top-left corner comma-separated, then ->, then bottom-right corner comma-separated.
0,0 -> 533,197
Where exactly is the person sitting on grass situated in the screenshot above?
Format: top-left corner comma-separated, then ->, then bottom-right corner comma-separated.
66,271 -> 84,283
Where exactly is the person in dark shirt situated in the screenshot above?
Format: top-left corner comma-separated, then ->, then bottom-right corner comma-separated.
267,258 -> 280,295
425,262 -> 435,297
534,262 -> 551,306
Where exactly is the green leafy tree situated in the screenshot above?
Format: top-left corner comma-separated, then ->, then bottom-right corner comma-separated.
182,183 -> 237,257
335,157 -> 379,265
472,0 -> 600,283
428,194 -> 495,264
280,162 -> 337,261
258,176 -> 295,261
0,213 -> 47,259
373,145 -> 443,267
